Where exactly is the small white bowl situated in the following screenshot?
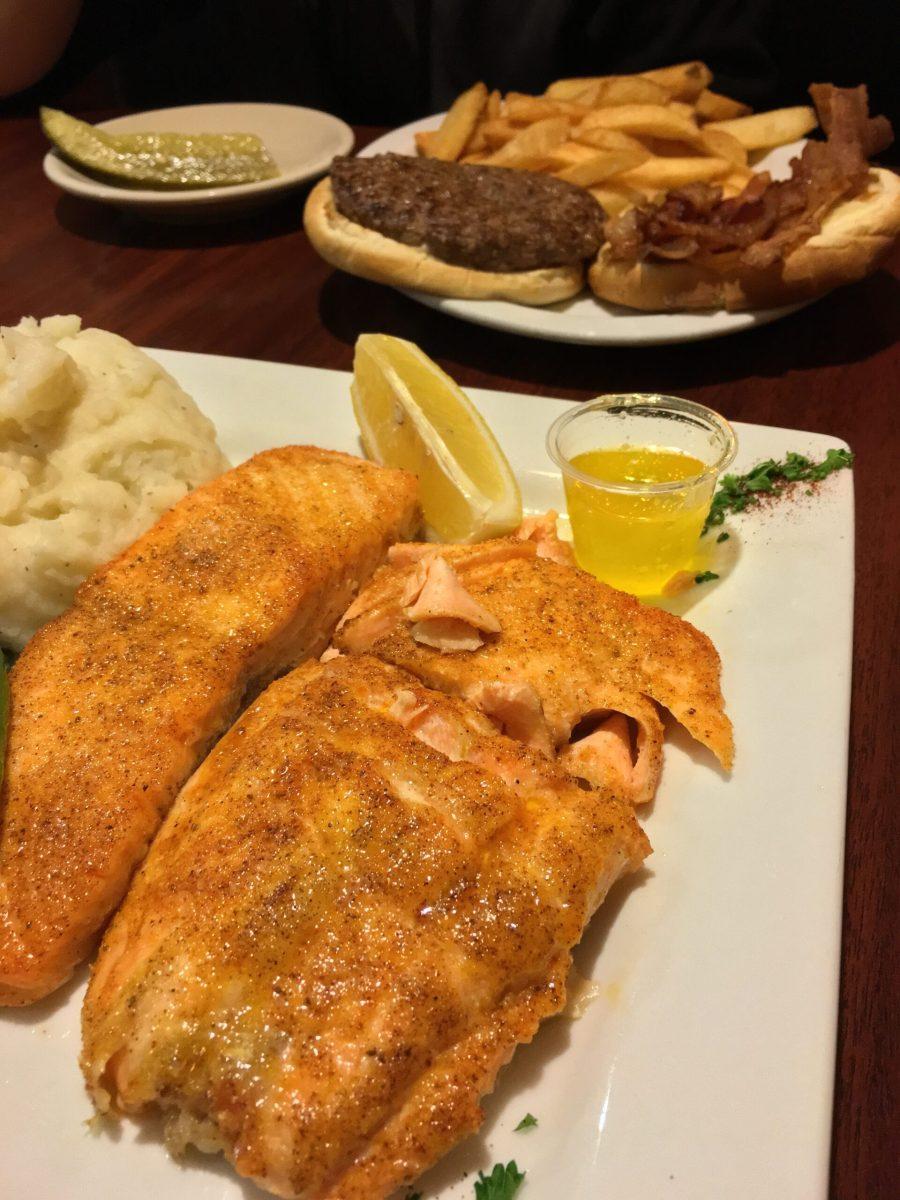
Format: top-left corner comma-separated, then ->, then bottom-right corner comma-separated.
43,102 -> 354,220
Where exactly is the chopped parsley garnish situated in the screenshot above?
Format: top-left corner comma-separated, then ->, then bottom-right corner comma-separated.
703,448 -> 853,534
514,1113 -> 538,1131
0,652 -> 8,789
716,531 -> 730,543
694,571 -> 719,584
474,1161 -> 526,1199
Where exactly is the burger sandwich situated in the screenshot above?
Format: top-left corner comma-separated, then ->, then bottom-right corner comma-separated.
304,153 -> 605,305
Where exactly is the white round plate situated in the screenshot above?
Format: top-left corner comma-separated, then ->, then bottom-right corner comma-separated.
360,116 -> 810,346
43,102 -> 354,220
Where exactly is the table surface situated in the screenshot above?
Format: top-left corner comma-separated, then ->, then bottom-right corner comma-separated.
1,116 -> 898,1200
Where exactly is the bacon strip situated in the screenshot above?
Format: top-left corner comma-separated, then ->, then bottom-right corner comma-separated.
605,85 -> 894,271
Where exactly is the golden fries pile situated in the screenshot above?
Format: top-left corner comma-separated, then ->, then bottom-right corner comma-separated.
416,63 -> 818,216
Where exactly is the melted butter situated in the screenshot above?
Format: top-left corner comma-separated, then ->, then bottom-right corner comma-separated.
564,446 -> 714,596
563,964 -> 603,1020
564,966 -> 623,1019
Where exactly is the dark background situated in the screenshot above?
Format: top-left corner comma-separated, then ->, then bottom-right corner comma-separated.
3,0 -> 897,135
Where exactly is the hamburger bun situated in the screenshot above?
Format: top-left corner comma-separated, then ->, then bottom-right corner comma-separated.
304,177 -> 585,306
588,166 -> 900,311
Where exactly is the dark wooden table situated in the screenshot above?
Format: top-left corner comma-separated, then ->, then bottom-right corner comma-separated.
1,116 -> 897,1199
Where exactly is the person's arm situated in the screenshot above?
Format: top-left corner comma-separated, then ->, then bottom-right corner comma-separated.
0,0 -> 83,97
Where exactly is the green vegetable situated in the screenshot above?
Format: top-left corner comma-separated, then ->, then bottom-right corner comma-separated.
474,1161 -> 526,1200
0,652 -> 8,789
716,531 -> 730,543
514,1114 -> 538,1131
41,107 -> 279,189
703,448 -> 853,534
694,571 -> 719,584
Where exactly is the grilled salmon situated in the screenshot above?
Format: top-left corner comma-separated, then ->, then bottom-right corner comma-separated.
0,447 -> 419,1005
335,518 -> 733,803
81,654 -> 647,1200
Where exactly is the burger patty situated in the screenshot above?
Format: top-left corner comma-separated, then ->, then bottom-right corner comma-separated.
330,153 -> 605,273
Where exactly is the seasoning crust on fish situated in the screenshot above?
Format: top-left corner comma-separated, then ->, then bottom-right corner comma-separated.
0,447 -> 419,1005
81,655 -> 648,1200
335,520 -> 733,803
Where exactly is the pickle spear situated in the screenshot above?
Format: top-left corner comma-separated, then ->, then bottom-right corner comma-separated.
41,108 -> 279,189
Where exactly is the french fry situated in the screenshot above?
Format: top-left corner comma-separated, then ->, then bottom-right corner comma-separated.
695,88 -> 752,122
415,130 -> 438,156
428,81 -> 488,161
462,123 -> 489,155
430,74 -> 779,216
576,104 -> 702,147
589,182 -> 652,215
706,106 -> 817,150
480,118 -> 518,149
720,170 -> 755,196
642,137 -> 704,157
699,127 -> 749,167
505,94 -> 589,123
728,165 -> 754,184
640,61 -> 712,101
556,146 -> 649,187
462,105 -> 492,157
546,73 -> 674,106
548,141 -> 605,167
483,116 -> 570,169
545,76 -> 609,101
611,155 -> 732,190
573,127 -> 654,156
505,95 -> 560,123
580,76 -> 673,107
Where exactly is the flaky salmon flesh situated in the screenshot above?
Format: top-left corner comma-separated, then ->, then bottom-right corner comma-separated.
81,655 -> 648,1200
0,447 -> 419,1005
335,517 -> 733,804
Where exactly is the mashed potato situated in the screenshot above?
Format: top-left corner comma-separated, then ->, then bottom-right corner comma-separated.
0,316 -> 229,650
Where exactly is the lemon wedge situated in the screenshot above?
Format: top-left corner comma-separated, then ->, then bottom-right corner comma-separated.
352,334 -> 522,543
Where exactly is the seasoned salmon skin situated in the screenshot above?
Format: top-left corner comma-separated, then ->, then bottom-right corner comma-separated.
0,447 -> 419,1005
81,655 -> 648,1200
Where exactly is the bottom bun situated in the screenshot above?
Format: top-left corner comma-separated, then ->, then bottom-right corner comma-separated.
588,167 -> 900,312
303,178 -> 585,306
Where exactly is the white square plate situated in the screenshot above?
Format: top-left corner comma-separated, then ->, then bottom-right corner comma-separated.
0,351 -> 853,1200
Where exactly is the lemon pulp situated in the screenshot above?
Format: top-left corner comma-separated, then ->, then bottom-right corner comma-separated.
564,445 -> 713,594
351,334 -> 521,542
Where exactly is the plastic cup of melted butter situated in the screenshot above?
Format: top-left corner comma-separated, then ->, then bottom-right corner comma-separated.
547,395 -> 737,597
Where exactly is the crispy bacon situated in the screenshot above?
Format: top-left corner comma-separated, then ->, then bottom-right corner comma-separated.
605,85 -> 893,271
809,83 -> 892,158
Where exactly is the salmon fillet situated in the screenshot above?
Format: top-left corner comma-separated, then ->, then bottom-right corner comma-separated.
0,447 -> 419,1005
334,520 -> 733,803
81,655 -> 648,1200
